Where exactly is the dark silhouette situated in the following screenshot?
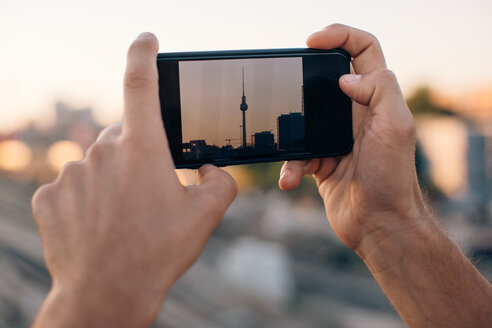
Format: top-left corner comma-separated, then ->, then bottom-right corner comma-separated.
240,67 -> 249,148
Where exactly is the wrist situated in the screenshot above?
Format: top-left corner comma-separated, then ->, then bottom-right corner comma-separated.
354,202 -> 439,273
353,203 -> 492,327
34,280 -> 168,328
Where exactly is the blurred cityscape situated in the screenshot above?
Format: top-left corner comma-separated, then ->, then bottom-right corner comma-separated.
1,87 -> 492,327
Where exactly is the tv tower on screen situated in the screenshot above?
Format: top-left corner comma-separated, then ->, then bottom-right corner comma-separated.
240,66 -> 248,148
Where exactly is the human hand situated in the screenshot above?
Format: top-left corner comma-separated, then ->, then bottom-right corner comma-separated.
277,25 -> 492,328
31,33 -> 237,327
279,24 -> 427,258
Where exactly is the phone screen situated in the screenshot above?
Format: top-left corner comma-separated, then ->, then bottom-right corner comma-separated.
180,56 -> 304,161
158,49 -> 352,168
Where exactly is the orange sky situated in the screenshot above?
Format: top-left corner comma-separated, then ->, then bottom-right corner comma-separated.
434,87 -> 492,120
1,0 -> 492,133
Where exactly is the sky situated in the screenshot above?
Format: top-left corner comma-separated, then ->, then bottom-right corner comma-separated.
180,57 -> 302,147
1,0 -> 492,132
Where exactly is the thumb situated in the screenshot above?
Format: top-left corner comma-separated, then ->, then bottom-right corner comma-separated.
339,69 -> 414,133
195,165 -> 238,219
279,159 -> 319,191
123,32 -> 163,138
339,69 -> 405,109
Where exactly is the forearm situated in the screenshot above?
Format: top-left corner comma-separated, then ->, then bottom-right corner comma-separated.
357,211 -> 492,327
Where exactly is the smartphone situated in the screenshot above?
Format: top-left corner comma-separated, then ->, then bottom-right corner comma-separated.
157,48 -> 353,169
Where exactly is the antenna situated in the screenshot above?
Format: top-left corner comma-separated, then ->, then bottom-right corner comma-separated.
242,66 -> 245,96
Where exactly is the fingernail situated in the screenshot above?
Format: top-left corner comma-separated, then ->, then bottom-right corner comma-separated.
280,170 -> 289,180
136,32 -> 155,40
341,74 -> 361,84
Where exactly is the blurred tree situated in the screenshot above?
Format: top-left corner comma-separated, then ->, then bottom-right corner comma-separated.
407,86 -> 450,202
243,162 -> 283,190
406,86 -> 454,116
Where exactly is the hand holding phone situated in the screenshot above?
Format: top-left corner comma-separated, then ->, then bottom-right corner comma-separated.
157,48 -> 353,168
281,24 -> 419,255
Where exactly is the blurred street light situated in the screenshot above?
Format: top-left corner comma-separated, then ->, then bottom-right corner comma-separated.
0,140 -> 32,172
47,140 -> 83,172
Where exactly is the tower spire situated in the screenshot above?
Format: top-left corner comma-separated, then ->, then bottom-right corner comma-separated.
240,66 -> 248,148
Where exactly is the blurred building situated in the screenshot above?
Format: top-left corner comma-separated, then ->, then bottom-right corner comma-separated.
52,102 -> 99,150
466,126 -> 488,223
416,113 -> 492,227
216,237 -> 294,305
55,102 -> 93,128
17,123 -> 39,147
0,102 -> 103,183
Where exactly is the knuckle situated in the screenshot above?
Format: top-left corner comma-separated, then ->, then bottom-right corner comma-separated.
329,23 -> 382,49
388,109 -> 416,142
96,123 -> 122,142
124,69 -> 154,90
85,143 -> 102,161
31,183 -> 55,221
119,132 -> 157,154
365,31 -> 381,46
58,161 -> 84,182
32,184 -> 51,210
85,140 -> 114,162
376,69 -> 397,84
401,116 -> 417,140
221,171 -> 238,197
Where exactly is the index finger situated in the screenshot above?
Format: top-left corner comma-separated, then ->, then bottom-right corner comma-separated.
123,32 -> 164,138
307,24 -> 386,74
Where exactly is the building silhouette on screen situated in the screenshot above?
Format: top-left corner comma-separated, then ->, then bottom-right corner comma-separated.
252,131 -> 275,151
182,110 -> 305,160
277,112 -> 305,151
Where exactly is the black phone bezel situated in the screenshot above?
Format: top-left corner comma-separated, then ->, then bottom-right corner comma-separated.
157,48 -> 353,169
